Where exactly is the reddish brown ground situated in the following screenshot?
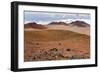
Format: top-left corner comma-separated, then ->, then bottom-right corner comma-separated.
24,29 -> 90,62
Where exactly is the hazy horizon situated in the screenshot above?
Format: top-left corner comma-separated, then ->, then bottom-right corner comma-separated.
24,11 -> 91,25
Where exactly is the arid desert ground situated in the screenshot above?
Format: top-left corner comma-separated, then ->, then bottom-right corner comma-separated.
24,21 -> 90,62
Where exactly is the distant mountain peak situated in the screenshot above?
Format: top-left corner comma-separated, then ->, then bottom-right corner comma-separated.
70,21 -> 90,27
24,22 -> 46,29
48,22 -> 69,25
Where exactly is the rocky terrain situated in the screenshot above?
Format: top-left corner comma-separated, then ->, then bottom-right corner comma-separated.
24,21 -> 90,62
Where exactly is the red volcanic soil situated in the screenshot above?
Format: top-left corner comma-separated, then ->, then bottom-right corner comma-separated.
24,22 -> 47,29
24,21 -> 90,61
70,21 -> 90,27
24,30 -> 90,62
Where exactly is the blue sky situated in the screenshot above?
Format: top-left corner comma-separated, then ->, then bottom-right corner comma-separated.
24,11 -> 91,24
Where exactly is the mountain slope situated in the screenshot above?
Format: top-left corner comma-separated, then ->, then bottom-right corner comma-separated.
24,22 -> 46,29
70,21 -> 90,27
25,30 -> 89,41
48,22 -> 69,26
